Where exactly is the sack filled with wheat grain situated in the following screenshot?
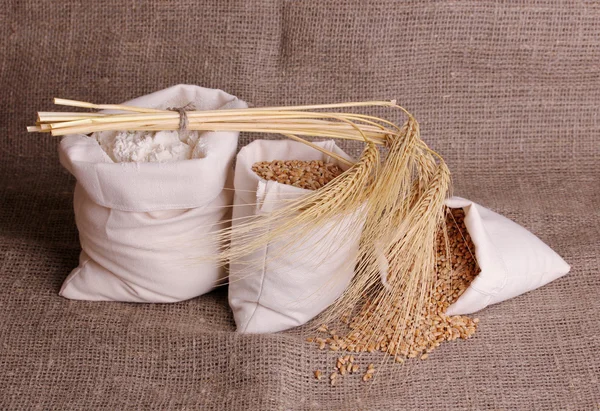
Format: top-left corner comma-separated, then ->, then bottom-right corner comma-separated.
443,196 -> 571,315
228,139 -> 366,333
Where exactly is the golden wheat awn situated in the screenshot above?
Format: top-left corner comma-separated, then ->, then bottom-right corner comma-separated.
29,98 -> 452,366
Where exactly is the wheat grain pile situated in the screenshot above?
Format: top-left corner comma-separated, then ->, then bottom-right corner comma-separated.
310,208 -> 480,383
317,208 -> 479,355
252,160 -> 343,190
346,208 -> 479,357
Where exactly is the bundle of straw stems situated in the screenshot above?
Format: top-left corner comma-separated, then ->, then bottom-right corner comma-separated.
29,98 -> 451,353
29,98 -> 408,167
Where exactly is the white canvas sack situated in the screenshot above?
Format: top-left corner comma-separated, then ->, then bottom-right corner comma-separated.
59,85 -> 247,302
229,140 -> 363,333
445,196 -> 571,315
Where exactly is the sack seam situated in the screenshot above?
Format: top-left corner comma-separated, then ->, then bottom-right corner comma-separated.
241,223 -> 271,333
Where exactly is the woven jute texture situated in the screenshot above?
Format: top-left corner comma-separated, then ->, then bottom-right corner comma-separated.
1,0 -> 599,409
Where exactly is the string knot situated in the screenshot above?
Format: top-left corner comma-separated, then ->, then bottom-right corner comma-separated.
167,103 -> 195,136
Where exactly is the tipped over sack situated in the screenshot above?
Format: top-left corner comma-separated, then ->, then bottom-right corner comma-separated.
445,196 -> 571,315
59,84 -> 247,302
228,140 -> 364,333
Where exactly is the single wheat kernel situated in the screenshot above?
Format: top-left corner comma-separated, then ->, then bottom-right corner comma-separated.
314,370 -> 322,380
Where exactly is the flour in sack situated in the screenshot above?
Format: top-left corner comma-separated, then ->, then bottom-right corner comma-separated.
59,84 -> 247,303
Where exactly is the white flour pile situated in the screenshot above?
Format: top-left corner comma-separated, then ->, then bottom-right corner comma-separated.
96,130 -> 207,162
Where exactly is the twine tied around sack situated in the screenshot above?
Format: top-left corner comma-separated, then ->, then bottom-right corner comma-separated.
167,103 -> 195,137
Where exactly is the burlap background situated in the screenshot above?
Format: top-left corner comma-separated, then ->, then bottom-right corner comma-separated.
1,0 -> 599,409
